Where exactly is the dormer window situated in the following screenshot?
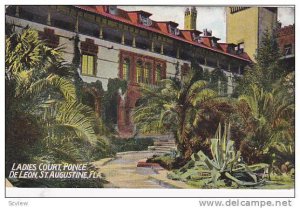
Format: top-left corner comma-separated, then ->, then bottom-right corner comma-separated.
169,25 -> 180,35
140,14 -> 152,26
211,39 -> 218,48
108,6 -> 117,15
227,45 -> 235,54
192,33 -> 201,42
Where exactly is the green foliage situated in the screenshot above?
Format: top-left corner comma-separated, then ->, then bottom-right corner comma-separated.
134,71 -> 219,160
168,123 -> 268,188
190,62 -> 228,96
235,31 -> 287,96
233,31 -> 294,170
238,83 -> 294,158
102,78 -> 127,127
209,68 -> 228,96
192,123 -> 236,172
109,137 -> 154,153
5,28 -> 108,187
5,28 -> 61,77
80,78 -> 127,132
81,80 -> 104,111
272,143 -> 294,165
147,154 -> 177,170
255,31 -> 281,69
72,34 -> 84,100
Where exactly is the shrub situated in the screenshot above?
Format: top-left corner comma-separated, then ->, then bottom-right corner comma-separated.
110,137 -> 154,153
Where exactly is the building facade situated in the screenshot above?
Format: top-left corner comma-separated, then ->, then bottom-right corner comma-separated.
6,5 -> 251,137
226,7 -> 278,61
275,24 -> 295,71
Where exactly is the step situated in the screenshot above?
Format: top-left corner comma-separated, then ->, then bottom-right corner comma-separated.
154,138 -> 175,142
148,145 -> 175,149
148,146 -> 176,151
153,141 -> 175,146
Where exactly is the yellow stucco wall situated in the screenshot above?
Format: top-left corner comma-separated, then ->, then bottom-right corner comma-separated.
226,7 -> 259,61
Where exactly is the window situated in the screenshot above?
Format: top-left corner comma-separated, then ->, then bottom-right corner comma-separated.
227,45 -> 235,54
136,60 -> 143,83
155,64 -> 162,83
122,58 -> 130,80
192,33 -> 201,42
284,44 -> 292,56
140,14 -> 152,26
211,39 -> 218,48
38,28 -> 59,48
144,63 -> 152,84
120,50 -> 166,85
82,54 -> 95,76
169,25 -> 180,35
108,6 -> 117,15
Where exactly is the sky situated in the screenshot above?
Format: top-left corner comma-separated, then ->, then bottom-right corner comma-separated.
119,6 -> 295,42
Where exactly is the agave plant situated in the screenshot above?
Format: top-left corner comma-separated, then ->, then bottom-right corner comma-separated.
168,123 -> 269,187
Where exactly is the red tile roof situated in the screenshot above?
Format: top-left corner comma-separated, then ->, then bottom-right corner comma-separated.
218,43 -> 228,52
127,10 -> 152,17
75,5 -> 251,62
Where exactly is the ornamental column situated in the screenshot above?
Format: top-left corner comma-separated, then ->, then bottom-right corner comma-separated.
15,6 -> 19,17
75,13 -> 79,33
160,43 -> 164,55
176,47 -> 180,59
151,40 -> 154,52
99,25 -> 103,39
121,31 -> 125,45
47,8 -> 51,26
132,35 -> 136,48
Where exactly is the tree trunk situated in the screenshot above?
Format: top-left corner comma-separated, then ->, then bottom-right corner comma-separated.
177,108 -> 193,161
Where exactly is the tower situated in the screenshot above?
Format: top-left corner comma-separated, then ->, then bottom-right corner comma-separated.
226,7 -> 278,61
184,6 -> 197,30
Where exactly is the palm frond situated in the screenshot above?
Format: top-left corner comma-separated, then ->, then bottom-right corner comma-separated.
55,101 -> 97,145
29,74 -> 77,102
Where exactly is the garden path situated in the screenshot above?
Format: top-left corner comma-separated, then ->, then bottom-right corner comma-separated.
94,151 -> 172,188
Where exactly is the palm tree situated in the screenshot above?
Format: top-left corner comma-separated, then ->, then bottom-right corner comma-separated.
5,27 -> 101,170
134,72 -> 218,160
238,83 -> 294,156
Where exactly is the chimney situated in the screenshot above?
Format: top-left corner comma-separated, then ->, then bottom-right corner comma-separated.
203,29 -> 212,36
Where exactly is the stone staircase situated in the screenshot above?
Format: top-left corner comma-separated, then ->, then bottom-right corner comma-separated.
148,135 -> 176,154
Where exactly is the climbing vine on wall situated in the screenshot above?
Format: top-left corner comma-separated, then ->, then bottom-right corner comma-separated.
210,68 -> 228,96
102,78 -> 127,128
72,34 -> 84,101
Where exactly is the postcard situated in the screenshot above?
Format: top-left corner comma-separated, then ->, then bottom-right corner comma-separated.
5,5 -> 295,199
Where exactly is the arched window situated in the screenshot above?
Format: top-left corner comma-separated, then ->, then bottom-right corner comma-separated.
136,60 -> 143,83
144,63 -> 152,84
122,58 -> 130,80
155,64 -> 162,83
